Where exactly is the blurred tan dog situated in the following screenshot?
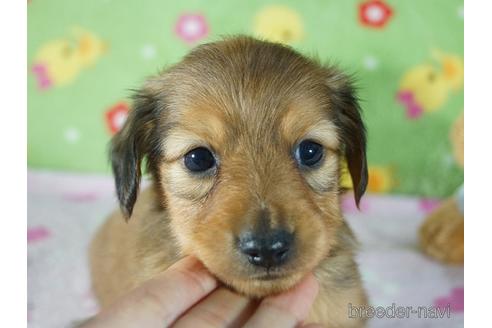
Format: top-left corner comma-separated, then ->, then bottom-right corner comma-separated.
90,36 -> 368,327
419,113 -> 464,264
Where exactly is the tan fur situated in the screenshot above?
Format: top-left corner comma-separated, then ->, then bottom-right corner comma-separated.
91,187 -> 367,326
419,198 -> 464,264
91,36 -> 368,326
419,112 -> 464,264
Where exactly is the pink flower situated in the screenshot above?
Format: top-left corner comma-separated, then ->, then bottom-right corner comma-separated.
397,90 -> 423,119
32,63 -> 52,90
27,226 -> 51,243
419,198 -> 441,214
175,13 -> 209,44
434,287 -> 464,313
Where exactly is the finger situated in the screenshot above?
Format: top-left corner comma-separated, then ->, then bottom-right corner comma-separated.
173,287 -> 257,328
243,274 -> 319,328
83,256 -> 218,328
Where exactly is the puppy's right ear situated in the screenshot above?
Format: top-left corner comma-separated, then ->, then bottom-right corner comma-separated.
110,87 -> 161,219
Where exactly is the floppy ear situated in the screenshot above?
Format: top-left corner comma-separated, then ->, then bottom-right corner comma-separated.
110,88 -> 161,219
325,68 -> 368,206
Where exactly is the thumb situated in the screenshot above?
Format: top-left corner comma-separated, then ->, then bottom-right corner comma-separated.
243,273 -> 319,328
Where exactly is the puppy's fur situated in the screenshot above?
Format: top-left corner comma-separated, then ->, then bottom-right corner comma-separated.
90,36 -> 369,326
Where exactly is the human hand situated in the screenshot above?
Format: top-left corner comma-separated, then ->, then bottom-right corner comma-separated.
81,256 -> 322,328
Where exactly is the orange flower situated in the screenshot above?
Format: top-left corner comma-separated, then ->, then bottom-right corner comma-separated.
340,162 -> 396,193
367,166 -> 395,193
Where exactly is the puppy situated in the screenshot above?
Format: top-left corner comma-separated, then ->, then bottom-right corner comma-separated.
90,36 -> 369,327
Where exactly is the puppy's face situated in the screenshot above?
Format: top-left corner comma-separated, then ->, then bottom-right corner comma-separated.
111,37 -> 367,297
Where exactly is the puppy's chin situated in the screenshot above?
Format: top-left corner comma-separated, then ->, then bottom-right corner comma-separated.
213,270 -> 306,298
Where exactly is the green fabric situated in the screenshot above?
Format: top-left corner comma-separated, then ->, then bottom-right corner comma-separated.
27,0 -> 464,197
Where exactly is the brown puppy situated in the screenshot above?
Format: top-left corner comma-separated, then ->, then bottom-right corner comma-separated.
90,36 -> 369,327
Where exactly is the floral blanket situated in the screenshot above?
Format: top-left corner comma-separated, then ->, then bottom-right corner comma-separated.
27,171 -> 463,327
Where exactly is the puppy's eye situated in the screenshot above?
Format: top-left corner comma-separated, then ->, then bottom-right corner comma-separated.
295,140 -> 324,167
184,147 -> 216,172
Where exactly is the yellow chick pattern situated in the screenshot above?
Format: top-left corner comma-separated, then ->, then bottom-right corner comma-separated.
397,51 -> 463,119
253,5 -> 304,44
32,27 -> 107,90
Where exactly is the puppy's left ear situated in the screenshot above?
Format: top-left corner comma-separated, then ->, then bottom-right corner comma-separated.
325,68 -> 368,206
110,86 -> 161,219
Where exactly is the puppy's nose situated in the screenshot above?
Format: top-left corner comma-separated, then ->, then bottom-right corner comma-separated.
238,229 -> 294,268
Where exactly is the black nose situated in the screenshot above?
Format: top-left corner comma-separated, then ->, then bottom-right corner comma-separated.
238,229 -> 294,268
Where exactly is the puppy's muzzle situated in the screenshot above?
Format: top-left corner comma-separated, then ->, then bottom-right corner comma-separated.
238,229 -> 294,269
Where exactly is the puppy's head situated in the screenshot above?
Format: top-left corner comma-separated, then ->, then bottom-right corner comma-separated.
111,37 -> 367,297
